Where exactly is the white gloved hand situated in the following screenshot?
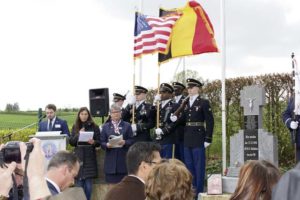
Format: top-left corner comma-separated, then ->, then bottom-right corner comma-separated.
170,113 -> 178,122
290,121 -> 299,130
204,142 -> 211,148
155,128 -> 163,140
153,94 -> 161,104
131,124 -> 137,132
99,125 -> 103,132
126,95 -> 136,105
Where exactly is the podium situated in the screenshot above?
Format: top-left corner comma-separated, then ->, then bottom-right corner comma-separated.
30,131 -> 68,167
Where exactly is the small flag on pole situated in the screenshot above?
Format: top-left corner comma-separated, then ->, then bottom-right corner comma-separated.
134,12 -> 181,59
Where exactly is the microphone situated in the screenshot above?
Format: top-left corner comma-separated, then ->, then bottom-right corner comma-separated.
0,114 -> 47,142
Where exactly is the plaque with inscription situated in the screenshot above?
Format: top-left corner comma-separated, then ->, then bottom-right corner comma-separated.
244,129 -> 258,161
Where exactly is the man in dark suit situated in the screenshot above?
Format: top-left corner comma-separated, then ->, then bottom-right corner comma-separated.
38,104 -> 70,136
123,86 -> 156,142
172,81 -> 186,162
46,151 -> 80,195
154,83 -> 179,159
104,142 -> 161,200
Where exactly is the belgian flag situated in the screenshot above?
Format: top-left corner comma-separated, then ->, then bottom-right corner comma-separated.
158,1 -> 218,63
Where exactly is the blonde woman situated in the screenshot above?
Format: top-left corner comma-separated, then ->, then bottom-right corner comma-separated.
145,159 -> 194,200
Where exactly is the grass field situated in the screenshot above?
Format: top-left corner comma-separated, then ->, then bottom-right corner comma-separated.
0,112 -> 105,130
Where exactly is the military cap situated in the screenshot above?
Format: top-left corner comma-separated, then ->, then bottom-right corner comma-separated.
160,83 -> 174,93
172,82 -> 186,90
113,93 -> 126,102
135,86 -> 148,94
186,78 -> 203,87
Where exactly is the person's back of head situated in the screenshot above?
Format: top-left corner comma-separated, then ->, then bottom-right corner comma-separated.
47,151 -> 79,171
145,159 -> 194,200
126,142 -> 161,177
230,160 -> 280,200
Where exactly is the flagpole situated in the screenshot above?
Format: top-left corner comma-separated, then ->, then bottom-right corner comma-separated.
132,59 -> 136,126
139,0 -> 143,85
183,57 -> 186,83
157,64 -> 161,129
292,53 -> 297,163
221,0 -> 227,175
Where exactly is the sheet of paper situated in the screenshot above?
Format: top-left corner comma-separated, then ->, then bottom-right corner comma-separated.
108,135 -> 123,148
78,131 -> 94,142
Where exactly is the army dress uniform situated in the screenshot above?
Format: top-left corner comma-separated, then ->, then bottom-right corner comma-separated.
172,81 -> 186,162
180,78 -> 214,194
282,97 -> 300,162
123,86 -> 156,142
155,83 -> 180,159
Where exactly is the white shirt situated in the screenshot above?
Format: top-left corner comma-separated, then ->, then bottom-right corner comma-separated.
136,100 -> 145,108
46,177 -> 61,193
174,95 -> 183,103
48,117 -> 56,130
128,174 -> 145,184
189,94 -> 199,107
161,99 -> 172,109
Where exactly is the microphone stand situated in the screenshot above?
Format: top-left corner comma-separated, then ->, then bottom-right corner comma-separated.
0,115 -> 46,143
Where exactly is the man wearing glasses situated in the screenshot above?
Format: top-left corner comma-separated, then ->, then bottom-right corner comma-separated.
104,142 -> 161,200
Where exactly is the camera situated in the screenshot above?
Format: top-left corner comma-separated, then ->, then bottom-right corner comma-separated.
0,141 -> 33,163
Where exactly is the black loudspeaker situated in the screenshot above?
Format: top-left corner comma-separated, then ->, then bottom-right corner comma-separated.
89,88 -> 109,117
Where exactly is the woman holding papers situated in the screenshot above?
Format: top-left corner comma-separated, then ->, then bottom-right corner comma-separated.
69,107 -> 101,200
100,104 -> 134,185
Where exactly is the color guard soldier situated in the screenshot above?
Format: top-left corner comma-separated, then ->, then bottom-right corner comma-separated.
154,83 -> 179,159
172,82 -> 186,162
171,78 -> 214,194
123,86 -> 155,142
104,93 -> 130,124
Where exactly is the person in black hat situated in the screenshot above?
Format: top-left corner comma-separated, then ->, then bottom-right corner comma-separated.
113,93 -> 126,107
122,86 -> 155,142
172,82 -> 187,163
104,93 -> 130,124
154,83 -> 179,159
171,78 -> 214,195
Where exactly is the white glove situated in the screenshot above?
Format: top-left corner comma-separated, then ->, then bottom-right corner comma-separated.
99,125 -> 103,132
153,94 -> 161,104
126,95 -> 136,105
290,121 -> 299,130
170,113 -> 177,122
131,124 -> 137,132
155,128 -> 163,140
204,142 -> 211,148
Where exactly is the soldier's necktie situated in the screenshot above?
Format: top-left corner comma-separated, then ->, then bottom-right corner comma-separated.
49,119 -> 53,131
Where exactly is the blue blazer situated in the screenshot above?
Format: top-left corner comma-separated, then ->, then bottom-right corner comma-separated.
46,180 -> 59,195
100,120 -> 134,174
38,117 -> 70,136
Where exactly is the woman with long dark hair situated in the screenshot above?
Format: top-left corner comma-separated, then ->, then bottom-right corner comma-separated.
230,160 -> 280,200
69,107 -> 100,200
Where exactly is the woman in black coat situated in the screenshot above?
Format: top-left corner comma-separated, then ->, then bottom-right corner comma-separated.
69,107 -> 100,200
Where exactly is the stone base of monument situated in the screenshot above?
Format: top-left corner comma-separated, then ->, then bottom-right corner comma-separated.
221,176 -> 238,193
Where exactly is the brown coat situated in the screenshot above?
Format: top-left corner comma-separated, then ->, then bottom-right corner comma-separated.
104,175 -> 145,200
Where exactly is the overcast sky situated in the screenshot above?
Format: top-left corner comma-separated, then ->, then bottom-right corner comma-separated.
0,0 -> 299,111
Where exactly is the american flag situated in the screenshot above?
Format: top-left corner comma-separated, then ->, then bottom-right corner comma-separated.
134,12 -> 181,59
